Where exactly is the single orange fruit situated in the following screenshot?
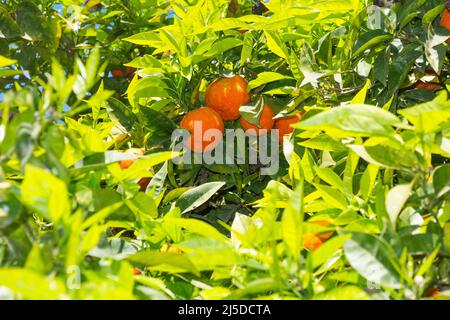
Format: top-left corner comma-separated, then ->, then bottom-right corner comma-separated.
119,148 -> 145,169
413,81 -> 440,91
239,103 -> 274,135
441,8 -> 450,43
274,112 -> 304,144
303,220 -> 334,251
180,107 -> 225,153
205,75 -> 251,121
112,68 -> 125,78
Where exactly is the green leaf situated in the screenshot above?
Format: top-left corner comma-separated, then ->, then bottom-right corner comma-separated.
353,30 -> 392,57
314,184 -> 347,209
416,244 -> 441,277
89,238 -> 140,260
125,54 -> 163,69
343,150 -> 359,196
225,278 -> 277,299
123,31 -> 162,46
139,108 -> 177,149
349,143 -> 418,170
128,250 -> 199,275
313,285 -> 370,300
433,164 -> 450,198
312,234 -> 351,269
344,233 -> 403,289
282,183 -> 304,259
0,6 -> 20,38
164,218 -> 229,242
386,44 -> 422,99
444,223 -> 450,254
298,134 -> 347,152
176,182 -> 226,213
425,34 -> 447,74
264,30 -> 288,59
177,237 -> 238,270
247,72 -> 293,91
374,47 -> 389,86
422,4 -> 445,24
21,165 -> 70,223
82,202 -> 124,230
206,37 -> 243,57
0,269 -> 66,300
360,164 -> 379,200
0,55 -> 16,68
301,149 -> 316,183
351,80 -> 371,104
315,167 -> 344,192
401,234 -> 441,255
399,92 -> 450,133
240,32 -> 253,65
296,104 -> 401,138
385,183 -> 413,228
106,98 -> 138,133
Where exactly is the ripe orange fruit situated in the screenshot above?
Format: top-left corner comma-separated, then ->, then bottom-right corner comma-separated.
205,75 -> 251,121
274,112 -> 304,144
180,107 -> 225,153
303,220 -> 334,251
112,68 -> 125,78
119,148 -> 145,169
413,81 -> 440,91
441,8 -> 450,43
239,103 -> 274,135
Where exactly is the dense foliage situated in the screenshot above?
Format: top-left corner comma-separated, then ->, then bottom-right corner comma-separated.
0,0 -> 449,300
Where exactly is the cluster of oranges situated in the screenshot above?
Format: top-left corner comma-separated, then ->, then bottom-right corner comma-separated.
180,75 -> 303,153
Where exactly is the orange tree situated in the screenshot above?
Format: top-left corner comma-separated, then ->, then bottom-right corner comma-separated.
0,0 -> 449,300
